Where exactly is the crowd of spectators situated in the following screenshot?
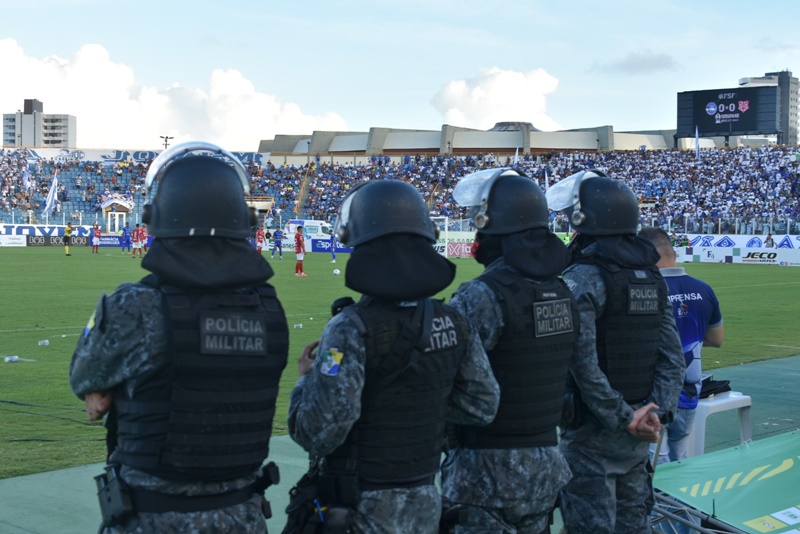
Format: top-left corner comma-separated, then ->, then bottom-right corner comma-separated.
1,150 -> 147,220
2,145 -> 798,235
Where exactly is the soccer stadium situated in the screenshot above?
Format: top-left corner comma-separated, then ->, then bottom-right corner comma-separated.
2,74 -> 800,533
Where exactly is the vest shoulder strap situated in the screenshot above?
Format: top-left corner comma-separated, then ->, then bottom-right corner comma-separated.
342,306 -> 367,336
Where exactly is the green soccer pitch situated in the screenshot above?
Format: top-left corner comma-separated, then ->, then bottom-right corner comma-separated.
1,246 -> 797,478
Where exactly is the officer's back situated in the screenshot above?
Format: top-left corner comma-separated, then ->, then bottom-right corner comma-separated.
69,142 -> 289,533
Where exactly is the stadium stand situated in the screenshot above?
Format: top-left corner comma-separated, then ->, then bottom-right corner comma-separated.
2,146 -> 798,235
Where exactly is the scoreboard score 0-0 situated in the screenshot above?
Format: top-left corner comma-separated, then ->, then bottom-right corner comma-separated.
676,85 -> 780,137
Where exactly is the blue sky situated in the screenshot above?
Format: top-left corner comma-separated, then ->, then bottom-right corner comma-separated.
2,0 -> 798,151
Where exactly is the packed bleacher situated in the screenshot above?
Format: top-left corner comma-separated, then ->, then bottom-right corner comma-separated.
2,145 -> 798,235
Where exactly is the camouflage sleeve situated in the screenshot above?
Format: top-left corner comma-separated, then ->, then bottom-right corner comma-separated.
563,265 -> 633,433
646,294 -> 685,418
69,283 -> 169,399
445,315 -> 500,426
449,279 -> 504,351
288,314 -> 365,456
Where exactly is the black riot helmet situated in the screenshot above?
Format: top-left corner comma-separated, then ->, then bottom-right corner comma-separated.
546,169 -> 639,236
334,180 -> 438,247
452,168 -> 548,235
142,141 -> 257,238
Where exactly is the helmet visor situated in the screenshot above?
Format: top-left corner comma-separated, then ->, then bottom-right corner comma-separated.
453,168 -> 519,207
145,141 -> 251,195
545,169 -> 608,212
333,188 -> 358,240
545,172 -> 583,212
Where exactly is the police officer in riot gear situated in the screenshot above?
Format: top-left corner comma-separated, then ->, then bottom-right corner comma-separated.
287,179 -> 500,533
441,168 -> 578,533
546,170 -> 684,534
70,142 -> 289,533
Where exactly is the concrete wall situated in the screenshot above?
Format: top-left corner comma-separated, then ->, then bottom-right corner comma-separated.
530,130 -> 598,150
383,131 -> 440,150
613,132 -> 671,150
329,133 -> 369,152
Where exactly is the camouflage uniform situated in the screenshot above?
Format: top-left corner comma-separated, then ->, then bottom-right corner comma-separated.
70,283 -> 270,534
558,245 -> 684,534
288,306 -> 500,534
442,258 -> 573,533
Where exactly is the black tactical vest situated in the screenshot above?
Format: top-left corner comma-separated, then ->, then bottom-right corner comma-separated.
587,257 -> 666,403
324,298 -> 468,489
459,269 -> 578,449
110,276 -> 289,481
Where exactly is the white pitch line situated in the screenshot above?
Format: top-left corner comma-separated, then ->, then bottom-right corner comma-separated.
2,317 -> 323,334
765,345 -> 800,350
715,281 -> 800,290
0,326 -> 84,334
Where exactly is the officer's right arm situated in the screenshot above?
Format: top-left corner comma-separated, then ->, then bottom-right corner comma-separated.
563,267 -> 635,433
288,314 -> 365,456
69,285 -> 168,400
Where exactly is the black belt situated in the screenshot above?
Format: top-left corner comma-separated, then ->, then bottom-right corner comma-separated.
130,485 -> 258,514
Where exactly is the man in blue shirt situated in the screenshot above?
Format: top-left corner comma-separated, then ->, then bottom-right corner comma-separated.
120,222 -> 132,254
270,227 -> 284,260
329,228 -> 337,263
640,227 -> 724,463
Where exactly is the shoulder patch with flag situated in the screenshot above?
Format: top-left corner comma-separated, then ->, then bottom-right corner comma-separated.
319,348 -> 344,376
83,311 -> 96,338
83,295 -> 106,339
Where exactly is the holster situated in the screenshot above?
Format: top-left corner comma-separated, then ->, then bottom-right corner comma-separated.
282,460 -> 356,534
95,465 -> 134,528
255,461 -> 281,519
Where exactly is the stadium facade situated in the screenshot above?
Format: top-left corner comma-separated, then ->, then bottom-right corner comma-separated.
259,123 -> 695,166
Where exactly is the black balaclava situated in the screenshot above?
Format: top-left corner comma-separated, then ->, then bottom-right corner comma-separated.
142,237 -> 274,289
571,233 -> 660,269
474,228 -> 572,280
345,234 -> 456,301
472,232 -> 503,267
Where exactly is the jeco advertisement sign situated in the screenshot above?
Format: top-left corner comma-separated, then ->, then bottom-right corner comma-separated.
741,251 -> 778,263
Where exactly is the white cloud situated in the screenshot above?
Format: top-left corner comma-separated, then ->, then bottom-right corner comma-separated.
0,39 -> 347,151
430,67 -> 562,131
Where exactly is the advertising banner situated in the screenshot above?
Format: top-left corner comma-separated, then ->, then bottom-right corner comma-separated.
311,238 -> 352,254
0,235 -> 27,247
98,236 -> 154,248
2,224 -> 93,237
676,247 -> 800,266
26,235 -> 88,247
